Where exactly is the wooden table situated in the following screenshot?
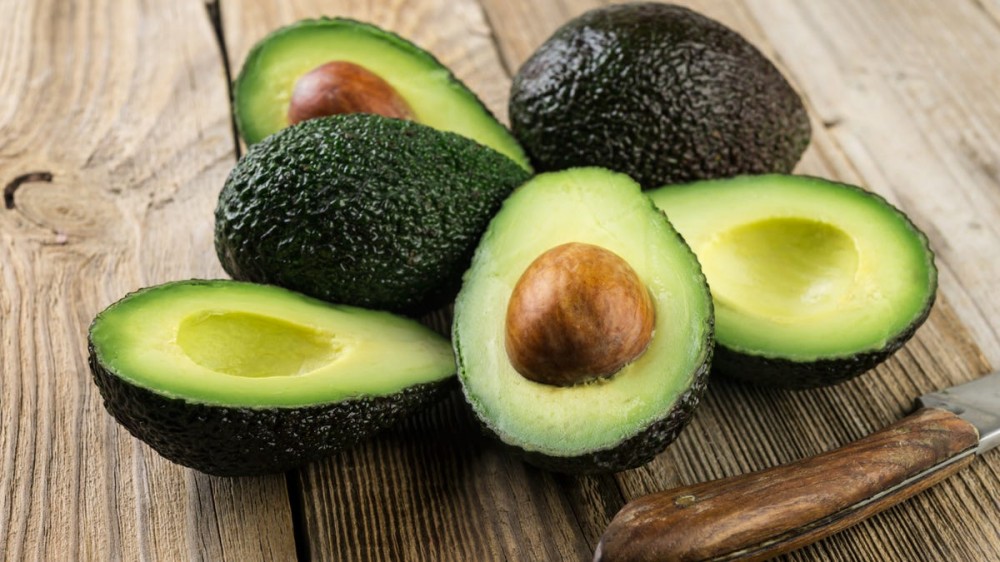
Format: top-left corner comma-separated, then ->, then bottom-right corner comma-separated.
3,0 -> 999,560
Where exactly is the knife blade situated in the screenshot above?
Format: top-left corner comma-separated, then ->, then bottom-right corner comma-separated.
595,370 -> 1000,562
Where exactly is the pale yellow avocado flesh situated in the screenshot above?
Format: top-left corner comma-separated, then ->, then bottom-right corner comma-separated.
699,217 -> 859,321
454,168 -> 713,456
90,280 -> 455,407
176,311 -> 346,379
649,175 -> 935,360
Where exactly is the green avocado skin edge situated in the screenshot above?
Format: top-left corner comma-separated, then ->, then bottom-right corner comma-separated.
89,347 -> 454,477
713,292 -> 936,390
484,340 -> 714,475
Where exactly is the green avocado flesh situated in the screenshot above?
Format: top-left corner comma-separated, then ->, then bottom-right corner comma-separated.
88,280 -> 454,475
234,17 -> 529,170
649,175 -> 936,388
508,3 -> 810,189
215,114 -> 531,316
454,168 -> 714,473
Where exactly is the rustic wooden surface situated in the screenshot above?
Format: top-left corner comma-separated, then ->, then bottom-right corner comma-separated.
2,0 -> 999,561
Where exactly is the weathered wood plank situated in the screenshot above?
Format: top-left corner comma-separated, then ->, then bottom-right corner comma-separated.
0,0 -> 296,559
477,0 -> 1000,560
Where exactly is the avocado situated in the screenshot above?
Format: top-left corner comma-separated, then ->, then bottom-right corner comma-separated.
454,168 -> 714,474
88,279 -> 455,476
215,114 -> 531,315
508,3 -> 811,189
649,175 -> 937,388
234,17 -> 530,170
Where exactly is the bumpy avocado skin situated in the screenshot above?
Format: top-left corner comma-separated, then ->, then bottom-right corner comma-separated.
714,290 -> 937,390
215,114 -> 530,315
89,345 -> 454,476
509,3 -> 811,189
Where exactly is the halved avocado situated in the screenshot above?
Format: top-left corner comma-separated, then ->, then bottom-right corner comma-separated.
649,175 -> 937,388
234,17 -> 530,170
454,168 -> 714,474
88,280 -> 455,476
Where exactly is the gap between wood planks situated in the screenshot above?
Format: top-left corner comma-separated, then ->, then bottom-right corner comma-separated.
477,1 -> 516,79
201,1 -> 311,560
204,0 -> 243,161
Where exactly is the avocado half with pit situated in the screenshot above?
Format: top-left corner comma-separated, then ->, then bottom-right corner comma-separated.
649,175 -> 937,389
234,17 -> 530,170
454,168 -> 714,474
215,114 -> 531,315
88,280 -> 455,476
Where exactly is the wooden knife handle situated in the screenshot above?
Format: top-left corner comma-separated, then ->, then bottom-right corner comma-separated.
595,407 -> 979,562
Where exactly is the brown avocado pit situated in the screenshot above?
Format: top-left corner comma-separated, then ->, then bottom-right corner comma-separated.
287,61 -> 414,125
504,242 -> 656,387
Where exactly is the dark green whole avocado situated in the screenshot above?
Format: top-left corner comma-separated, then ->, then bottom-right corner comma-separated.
88,279 -> 456,476
509,3 -> 811,189
649,175 -> 937,389
215,114 -> 531,315
454,168 -> 714,474
233,17 -> 530,171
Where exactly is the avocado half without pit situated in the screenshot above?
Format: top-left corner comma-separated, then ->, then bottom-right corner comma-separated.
649,175 -> 937,389
454,168 -> 714,474
88,280 -> 455,476
234,17 -> 529,170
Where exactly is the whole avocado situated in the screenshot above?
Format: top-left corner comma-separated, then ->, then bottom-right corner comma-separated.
509,3 -> 811,189
215,114 -> 530,315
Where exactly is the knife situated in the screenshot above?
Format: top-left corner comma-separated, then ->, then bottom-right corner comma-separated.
594,370 -> 1000,562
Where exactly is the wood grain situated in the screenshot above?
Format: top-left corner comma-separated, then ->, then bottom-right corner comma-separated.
0,0 -> 296,559
596,408 -> 979,562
